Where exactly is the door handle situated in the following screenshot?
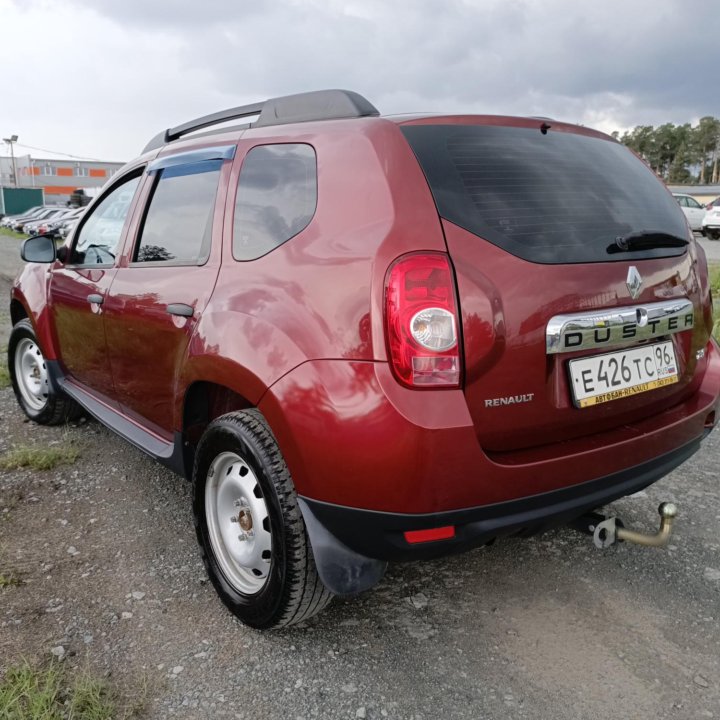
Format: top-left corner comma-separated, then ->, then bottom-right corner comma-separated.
87,294 -> 104,305
166,303 -> 194,318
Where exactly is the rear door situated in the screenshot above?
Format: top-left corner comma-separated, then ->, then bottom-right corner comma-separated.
400,120 -> 711,452
102,147 -> 231,438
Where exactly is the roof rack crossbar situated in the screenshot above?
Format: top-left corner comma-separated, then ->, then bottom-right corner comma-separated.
143,89 -> 379,154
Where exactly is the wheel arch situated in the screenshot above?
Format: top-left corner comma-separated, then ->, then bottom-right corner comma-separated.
10,297 -> 29,326
10,266 -> 59,360
180,379 -> 258,477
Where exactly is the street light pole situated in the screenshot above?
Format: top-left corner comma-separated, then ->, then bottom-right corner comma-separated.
3,134 -> 19,188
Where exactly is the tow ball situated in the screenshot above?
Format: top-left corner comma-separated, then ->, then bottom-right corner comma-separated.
571,502 -> 678,549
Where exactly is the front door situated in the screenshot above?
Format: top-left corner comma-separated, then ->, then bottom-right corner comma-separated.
49,172 -> 143,405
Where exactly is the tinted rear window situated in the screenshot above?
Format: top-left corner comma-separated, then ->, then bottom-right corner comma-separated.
401,124 -> 688,264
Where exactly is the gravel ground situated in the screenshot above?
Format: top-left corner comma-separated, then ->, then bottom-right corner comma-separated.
1,252 -> 719,719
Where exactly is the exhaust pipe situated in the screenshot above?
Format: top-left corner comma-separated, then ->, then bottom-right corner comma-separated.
570,502 -> 678,549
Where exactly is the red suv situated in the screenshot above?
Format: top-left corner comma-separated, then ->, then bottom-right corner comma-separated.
9,90 -> 720,629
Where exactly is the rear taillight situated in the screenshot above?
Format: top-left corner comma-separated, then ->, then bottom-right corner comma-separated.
384,252 -> 462,388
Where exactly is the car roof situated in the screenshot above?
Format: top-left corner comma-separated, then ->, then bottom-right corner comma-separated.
140,88 -> 612,158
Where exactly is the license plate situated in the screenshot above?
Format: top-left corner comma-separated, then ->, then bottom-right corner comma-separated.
569,341 -> 679,408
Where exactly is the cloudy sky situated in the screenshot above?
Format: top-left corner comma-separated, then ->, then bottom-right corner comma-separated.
1,0 -> 719,163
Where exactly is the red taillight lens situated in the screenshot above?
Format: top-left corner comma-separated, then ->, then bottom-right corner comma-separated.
385,252 -> 462,388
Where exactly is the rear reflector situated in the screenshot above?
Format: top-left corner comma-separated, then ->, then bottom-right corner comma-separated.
404,526 -> 456,544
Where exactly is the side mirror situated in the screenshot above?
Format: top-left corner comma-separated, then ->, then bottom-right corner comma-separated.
21,235 -> 57,263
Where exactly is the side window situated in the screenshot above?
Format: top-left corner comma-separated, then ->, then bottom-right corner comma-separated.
233,144 -> 317,261
134,163 -> 221,265
676,196 -> 688,207
71,174 -> 141,265
687,197 -> 701,209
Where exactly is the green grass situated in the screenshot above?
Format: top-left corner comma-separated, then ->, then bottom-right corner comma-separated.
0,346 -> 10,389
0,572 -> 22,588
0,445 -> 80,472
0,363 -> 10,390
0,227 -> 28,240
0,660 -> 142,720
709,262 -> 720,295
710,263 -> 720,340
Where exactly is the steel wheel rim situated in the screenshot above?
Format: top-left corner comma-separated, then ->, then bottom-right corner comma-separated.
14,337 -> 49,412
205,451 -> 272,595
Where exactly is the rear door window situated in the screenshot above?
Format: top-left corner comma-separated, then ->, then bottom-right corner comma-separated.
401,124 -> 689,264
232,144 -> 317,261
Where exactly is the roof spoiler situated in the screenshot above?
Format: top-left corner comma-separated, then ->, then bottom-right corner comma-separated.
142,89 -> 379,153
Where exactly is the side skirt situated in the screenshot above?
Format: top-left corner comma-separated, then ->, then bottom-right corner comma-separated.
49,361 -> 187,477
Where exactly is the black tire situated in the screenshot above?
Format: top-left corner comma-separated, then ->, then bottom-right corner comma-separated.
712,231 -> 720,241
192,410 -> 333,629
8,319 -> 82,425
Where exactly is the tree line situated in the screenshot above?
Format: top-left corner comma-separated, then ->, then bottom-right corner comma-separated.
611,117 -> 720,184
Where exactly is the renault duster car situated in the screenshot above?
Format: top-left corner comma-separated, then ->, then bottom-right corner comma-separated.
9,90 -> 720,629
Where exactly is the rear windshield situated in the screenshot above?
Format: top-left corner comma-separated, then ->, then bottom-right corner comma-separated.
401,124 -> 688,264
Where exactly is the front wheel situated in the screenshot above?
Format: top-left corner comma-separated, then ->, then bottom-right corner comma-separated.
192,410 -> 333,629
8,319 -> 81,425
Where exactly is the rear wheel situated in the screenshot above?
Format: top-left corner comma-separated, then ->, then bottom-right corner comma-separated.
192,410 -> 333,629
8,319 -> 81,425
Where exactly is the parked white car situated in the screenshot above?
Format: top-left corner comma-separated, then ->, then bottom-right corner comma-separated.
673,193 -> 707,232
702,206 -> 720,240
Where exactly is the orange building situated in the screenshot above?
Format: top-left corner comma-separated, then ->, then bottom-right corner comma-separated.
1,155 -> 125,205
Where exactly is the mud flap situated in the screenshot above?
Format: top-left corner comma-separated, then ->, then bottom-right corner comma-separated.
298,497 -> 387,597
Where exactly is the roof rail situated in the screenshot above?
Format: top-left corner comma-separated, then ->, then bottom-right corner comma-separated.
142,89 -> 379,153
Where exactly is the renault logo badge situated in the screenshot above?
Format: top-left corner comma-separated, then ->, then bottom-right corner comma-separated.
626,266 -> 643,299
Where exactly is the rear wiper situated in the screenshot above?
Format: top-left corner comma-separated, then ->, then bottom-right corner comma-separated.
607,231 -> 688,254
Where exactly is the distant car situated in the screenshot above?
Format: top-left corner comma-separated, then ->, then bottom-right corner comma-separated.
673,193 -> 706,232
22,209 -> 72,235
38,208 -> 86,238
1,206 -> 47,228
24,210 -> 71,236
10,208 -> 64,233
33,208 -> 84,234
702,205 -> 720,239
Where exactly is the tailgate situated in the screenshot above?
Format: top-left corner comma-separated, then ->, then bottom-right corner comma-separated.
400,119 -> 713,452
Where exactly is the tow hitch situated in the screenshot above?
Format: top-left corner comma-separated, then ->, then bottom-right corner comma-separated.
571,502 -> 678,549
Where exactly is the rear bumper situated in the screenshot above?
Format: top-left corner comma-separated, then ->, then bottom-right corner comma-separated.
260,339 -> 720,515
300,434 -> 706,563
